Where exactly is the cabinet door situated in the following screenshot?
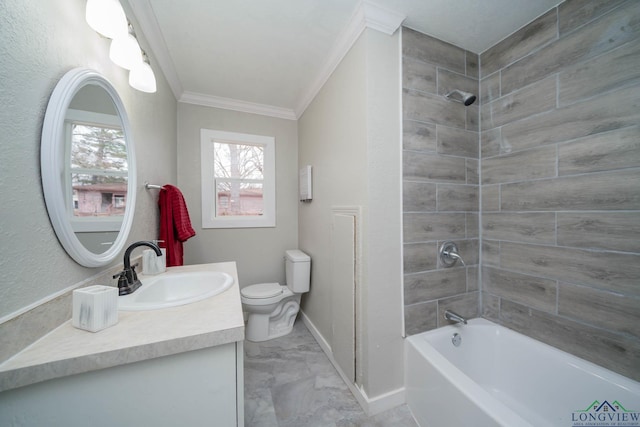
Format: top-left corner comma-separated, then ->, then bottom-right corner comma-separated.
0,343 -> 240,426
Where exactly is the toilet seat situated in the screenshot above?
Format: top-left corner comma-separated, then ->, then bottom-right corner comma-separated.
241,283 -> 293,306
241,282 -> 283,299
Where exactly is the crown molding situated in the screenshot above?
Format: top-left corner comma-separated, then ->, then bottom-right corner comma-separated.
127,0 -> 183,100
128,0 -> 404,121
294,1 -> 405,118
180,92 -> 297,121
128,0 -> 295,119
361,1 -> 406,35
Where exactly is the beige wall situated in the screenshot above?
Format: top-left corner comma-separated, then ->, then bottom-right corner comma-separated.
298,28 -> 403,400
298,32 -> 368,347
176,103 -> 298,288
0,0 -> 176,320
0,0 -> 177,359
362,29 -> 403,397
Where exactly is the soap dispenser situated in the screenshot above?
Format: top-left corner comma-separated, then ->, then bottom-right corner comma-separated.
142,240 -> 166,274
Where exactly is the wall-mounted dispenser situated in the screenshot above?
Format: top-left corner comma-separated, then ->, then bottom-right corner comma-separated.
299,165 -> 312,202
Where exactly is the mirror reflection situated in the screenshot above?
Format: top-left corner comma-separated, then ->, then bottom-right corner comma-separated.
42,68 -> 136,267
65,85 -> 128,254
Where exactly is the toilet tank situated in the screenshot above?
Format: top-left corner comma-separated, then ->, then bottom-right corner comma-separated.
285,250 -> 311,293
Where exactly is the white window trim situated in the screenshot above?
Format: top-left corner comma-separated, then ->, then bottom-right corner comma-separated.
201,129 -> 276,228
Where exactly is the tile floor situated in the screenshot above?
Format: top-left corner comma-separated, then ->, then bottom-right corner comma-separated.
244,321 -> 419,427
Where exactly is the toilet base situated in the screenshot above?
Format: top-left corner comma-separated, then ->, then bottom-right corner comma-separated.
245,297 -> 300,342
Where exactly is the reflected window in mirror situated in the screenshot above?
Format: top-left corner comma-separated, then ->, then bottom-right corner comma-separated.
65,109 -> 128,238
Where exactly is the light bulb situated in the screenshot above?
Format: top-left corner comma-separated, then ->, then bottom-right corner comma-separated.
85,0 -> 128,39
129,60 -> 157,93
109,33 -> 142,70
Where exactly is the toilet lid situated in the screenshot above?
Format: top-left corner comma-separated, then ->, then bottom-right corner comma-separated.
241,283 -> 283,299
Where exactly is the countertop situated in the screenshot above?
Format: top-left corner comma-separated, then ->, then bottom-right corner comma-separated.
0,262 -> 244,393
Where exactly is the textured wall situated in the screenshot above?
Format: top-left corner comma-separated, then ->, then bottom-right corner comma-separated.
401,28 -> 480,335
299,29 -> 404,399
176,103 -> 299,288
299,32 -> 369,358
479,0 -> 640,380
0,0 -> 176,357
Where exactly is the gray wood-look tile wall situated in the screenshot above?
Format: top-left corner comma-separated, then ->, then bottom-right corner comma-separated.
402,27 -> 480,336
479,0 -> 640,381
402,0 -> 640,381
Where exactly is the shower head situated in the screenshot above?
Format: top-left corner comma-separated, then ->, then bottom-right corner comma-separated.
445,90 -> 477,106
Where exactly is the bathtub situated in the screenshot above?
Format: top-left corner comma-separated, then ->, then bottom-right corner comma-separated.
405,318 -> 640,427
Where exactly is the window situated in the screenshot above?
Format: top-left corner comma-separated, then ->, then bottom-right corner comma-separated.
65,109 -> 128,232
201,129 -> 275,228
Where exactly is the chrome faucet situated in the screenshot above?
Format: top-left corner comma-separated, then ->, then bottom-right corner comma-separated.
439,241 -> 466,267
444,310 -> 467,325
114,241 -> 162,295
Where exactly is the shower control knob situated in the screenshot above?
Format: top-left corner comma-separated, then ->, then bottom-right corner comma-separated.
439,241 -> 466,267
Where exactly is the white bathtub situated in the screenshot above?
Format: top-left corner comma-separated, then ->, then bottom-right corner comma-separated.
406,318 -> 640,427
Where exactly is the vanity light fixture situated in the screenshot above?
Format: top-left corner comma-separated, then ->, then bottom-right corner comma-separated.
85,0 -> 157,93
129,50 -> 157,93
85,0 -> 128,39
109,22 -> 142,70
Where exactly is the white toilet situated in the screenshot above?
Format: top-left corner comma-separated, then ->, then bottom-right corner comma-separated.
241,249 -> 311,342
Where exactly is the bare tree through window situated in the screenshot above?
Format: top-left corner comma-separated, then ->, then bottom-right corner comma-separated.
213,141 -> 264,216
201,129 -> 275,228
70,123 -> 127,217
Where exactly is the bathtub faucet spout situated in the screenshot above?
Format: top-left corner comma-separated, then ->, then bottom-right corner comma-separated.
444,310 -> 467,325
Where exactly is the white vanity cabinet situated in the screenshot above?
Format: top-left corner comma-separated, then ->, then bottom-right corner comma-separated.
0,262 -> 245,427
0,341 -> 244,426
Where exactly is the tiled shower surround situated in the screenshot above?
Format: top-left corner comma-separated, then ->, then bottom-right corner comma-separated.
402,27 -> 480,334
403,0 -> 640,381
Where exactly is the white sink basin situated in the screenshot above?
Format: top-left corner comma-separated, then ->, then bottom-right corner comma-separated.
118,270 -> 234,311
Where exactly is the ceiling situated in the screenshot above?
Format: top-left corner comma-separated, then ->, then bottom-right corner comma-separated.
129,0 -> 563,119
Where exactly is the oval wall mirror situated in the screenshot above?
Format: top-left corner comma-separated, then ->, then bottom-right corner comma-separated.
41,68 -> 137,267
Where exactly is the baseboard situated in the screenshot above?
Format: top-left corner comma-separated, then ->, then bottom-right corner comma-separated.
300,311 -> 406,416
360,386 -> 407,416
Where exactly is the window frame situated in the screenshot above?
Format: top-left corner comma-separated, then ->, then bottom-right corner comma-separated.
201,129 -> 276,228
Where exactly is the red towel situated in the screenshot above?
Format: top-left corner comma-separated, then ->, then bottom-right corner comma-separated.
158,185 -> 196,267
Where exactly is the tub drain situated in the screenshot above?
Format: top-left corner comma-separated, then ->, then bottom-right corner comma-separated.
452,333 -> 461,347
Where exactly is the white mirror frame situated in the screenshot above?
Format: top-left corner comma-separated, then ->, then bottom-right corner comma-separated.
41,68 -> 137,267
